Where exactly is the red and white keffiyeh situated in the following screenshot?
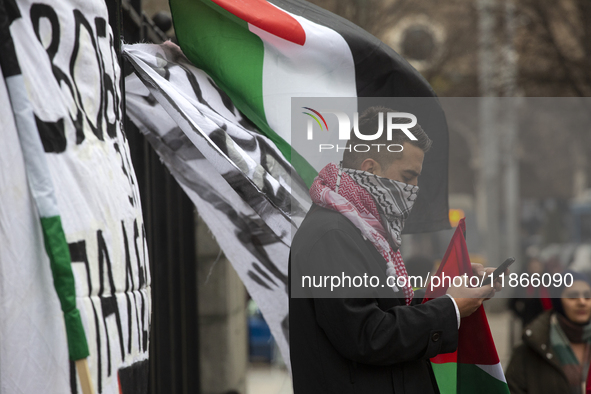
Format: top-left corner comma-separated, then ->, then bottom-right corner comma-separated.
310,163 -> 416,304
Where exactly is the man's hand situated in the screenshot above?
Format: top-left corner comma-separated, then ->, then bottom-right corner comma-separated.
471,262 -> 509,292
447,275 -> 495,318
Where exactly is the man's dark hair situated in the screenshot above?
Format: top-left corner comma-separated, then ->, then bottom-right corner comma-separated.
342,106 -> 432,170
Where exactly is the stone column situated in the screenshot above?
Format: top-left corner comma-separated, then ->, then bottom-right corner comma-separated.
196,213 -> 248,394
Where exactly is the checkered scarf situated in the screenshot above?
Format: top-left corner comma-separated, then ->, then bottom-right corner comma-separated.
309,162 -> 417,304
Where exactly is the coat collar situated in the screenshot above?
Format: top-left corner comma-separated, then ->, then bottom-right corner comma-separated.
522,310 -> 564,373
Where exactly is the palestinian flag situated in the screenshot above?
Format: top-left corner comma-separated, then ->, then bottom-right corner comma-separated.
425,218 -> 509,394
169,0 -> 450,233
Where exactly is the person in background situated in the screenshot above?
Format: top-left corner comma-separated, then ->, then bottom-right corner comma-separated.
506,271 -> 591,394
508,257 -> 552,327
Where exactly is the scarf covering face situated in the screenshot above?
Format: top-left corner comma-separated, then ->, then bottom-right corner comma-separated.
309,163 -> 416,305
345,168 -> 419,249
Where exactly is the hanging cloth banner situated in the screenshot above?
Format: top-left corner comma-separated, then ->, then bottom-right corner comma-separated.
0,1 -> 150,393
124,42 -> 299,368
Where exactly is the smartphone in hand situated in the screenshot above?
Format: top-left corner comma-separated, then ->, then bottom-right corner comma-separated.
480,257 -> 515,287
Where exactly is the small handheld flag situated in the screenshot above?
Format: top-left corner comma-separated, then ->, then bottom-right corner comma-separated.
424,218 -> 510,394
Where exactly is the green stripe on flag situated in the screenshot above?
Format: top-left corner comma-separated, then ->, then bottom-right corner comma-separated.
432,362 -> 457,394
170,0 -> 318,186
457,363 -> 510,394
433,362 -> 509,394
170,0 -> 267,138
291,150 -> 318,187
41,216 -> 89,361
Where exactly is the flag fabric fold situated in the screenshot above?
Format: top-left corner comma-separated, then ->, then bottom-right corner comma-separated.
124,49 -> 294,365
123,42 -> 311,244
425,218 -> 510,394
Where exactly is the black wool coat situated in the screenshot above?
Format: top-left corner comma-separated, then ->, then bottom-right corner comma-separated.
289,205 -> 459,394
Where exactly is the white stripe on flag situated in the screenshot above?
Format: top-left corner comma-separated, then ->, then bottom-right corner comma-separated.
248,6 -> 357,146
5,75 -> 59,218
476,363 -> 507,383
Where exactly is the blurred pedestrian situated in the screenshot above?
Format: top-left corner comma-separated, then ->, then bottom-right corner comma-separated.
508,257 -> 552,327
506,271 -> 591,394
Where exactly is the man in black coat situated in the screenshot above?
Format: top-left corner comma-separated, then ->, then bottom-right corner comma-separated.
289,107 -> 496,393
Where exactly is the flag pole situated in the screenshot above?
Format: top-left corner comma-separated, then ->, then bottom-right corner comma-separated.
76,359 -> 96,394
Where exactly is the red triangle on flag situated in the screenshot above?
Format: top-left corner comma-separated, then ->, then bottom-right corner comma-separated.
425,218 -> 471,299
210,0 -> 306,45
